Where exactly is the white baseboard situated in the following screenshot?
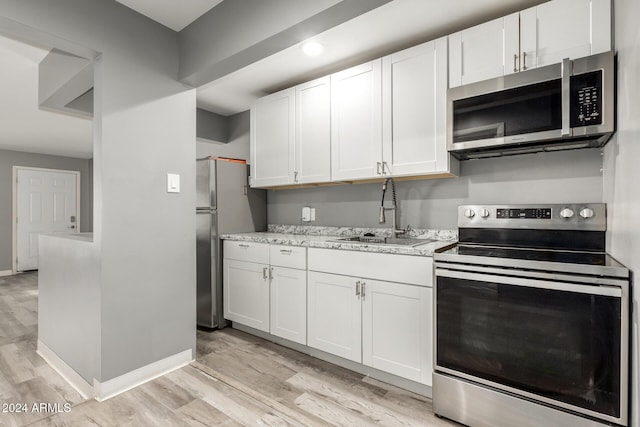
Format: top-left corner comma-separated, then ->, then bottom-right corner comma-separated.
93,348 -> 193,401
37,340 -> 94,399
38,340 -> 193,402
0,270 -> 14,277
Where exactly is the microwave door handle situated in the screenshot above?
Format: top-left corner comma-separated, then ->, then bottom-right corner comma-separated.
561,57 -> 571,136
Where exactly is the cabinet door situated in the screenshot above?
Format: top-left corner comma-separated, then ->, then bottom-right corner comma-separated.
223,259 -> 270,332
307,272 -> 362,362
330,60 -> 383,181
449,16 -> 519,87
382,37 -> 450,177
521,0 -> 611,70
362,280 -> 432,385
296,77 -> 331,184
270,266 -> 307,345
250,88 -> 294,187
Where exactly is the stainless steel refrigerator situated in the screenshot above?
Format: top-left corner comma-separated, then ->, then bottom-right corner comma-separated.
196,157 -> 266,328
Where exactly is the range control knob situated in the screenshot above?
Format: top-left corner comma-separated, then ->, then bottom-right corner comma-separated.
464,209 -> 475,218
479,209 -> 490,218
579,207 -> 595,219
559,208 -> 575,219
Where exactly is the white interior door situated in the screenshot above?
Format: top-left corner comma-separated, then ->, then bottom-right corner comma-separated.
15,168 -> 79,271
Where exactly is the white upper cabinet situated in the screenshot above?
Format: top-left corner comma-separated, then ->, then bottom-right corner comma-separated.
449,0 -> 612,87
520,0 -> 611,69
449,16 -> 517,87
382,37 -> 454,177
250,88 -> 295,187
296,76 -> 331,184
330,59 -> 383,181
250,77 -> 331,188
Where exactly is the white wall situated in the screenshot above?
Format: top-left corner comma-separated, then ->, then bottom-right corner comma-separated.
603,1 -> 640,425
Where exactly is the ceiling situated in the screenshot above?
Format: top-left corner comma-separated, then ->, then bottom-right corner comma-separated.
114,0 -> 224,31
196,0 -> 545,116
0,0 -> 545,158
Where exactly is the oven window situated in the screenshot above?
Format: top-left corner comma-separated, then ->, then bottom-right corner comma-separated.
436,276 -> 621,417
452,79 -> 562,143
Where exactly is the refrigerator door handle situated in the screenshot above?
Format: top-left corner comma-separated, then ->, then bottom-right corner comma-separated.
196,207 -> 216,214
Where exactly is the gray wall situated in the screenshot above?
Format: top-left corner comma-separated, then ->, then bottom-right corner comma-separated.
196,111 -> 250,161
0,1 -> 196,383
0,149 -> 92,272
268,149 -> 604,229
604,0 -> 640,424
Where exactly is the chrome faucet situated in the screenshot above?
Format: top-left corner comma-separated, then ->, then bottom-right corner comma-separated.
379,177 -> 405,238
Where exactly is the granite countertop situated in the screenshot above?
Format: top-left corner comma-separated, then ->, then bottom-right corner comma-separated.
221,225 -> 457,257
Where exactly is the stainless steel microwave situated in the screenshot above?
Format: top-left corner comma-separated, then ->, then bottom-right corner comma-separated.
447,51 -> 615,160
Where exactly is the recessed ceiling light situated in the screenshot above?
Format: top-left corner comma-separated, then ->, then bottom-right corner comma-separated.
301,41 -> 324,57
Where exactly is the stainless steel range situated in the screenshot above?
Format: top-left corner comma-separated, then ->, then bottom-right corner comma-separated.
433,204 -> 630,427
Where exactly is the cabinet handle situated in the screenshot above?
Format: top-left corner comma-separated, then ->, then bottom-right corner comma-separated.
280,249 -> 293,255
263,267 -> 268,280
522,52 -> 527,70
356,281 -> 361,297
269,267 -> 273,281
513,54 -> 518,72
294,171 -> 299,183
382,161 -> 390,175
376,162 -> 382,175
361,282 -> 366,300
239,243 -> 250,248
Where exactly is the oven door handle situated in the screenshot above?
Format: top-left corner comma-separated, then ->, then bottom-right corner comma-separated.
436,269 -> 622,298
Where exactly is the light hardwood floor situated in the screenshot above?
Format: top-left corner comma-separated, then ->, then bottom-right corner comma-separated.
0,272 -> 457,426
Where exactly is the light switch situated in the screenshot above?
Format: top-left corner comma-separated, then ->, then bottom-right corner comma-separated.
167,173 -> 180,193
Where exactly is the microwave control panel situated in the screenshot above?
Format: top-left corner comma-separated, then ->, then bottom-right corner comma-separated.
570,70 -> 603,127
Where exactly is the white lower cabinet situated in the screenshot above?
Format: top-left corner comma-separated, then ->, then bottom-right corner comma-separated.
307,272 -> 363,362
270,266 -> 307,345
362,279 -> 432,385
223,258 -> 270,332
224,241 -> 433,387
307,248 -> 433,386
223,241 -> 307,343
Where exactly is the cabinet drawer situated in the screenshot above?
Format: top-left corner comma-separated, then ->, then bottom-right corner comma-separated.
223,240 -> 269,264
270,245 -> 306,269
308,248 -> 432,287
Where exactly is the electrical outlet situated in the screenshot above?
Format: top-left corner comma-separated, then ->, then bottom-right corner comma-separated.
310,208 -> 316,221
302,206 -> 312,222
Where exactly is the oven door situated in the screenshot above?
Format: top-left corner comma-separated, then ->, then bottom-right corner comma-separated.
434,267 -> 628,426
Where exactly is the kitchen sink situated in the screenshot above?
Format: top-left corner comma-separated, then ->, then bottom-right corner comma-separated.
331,236 -> 436,247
